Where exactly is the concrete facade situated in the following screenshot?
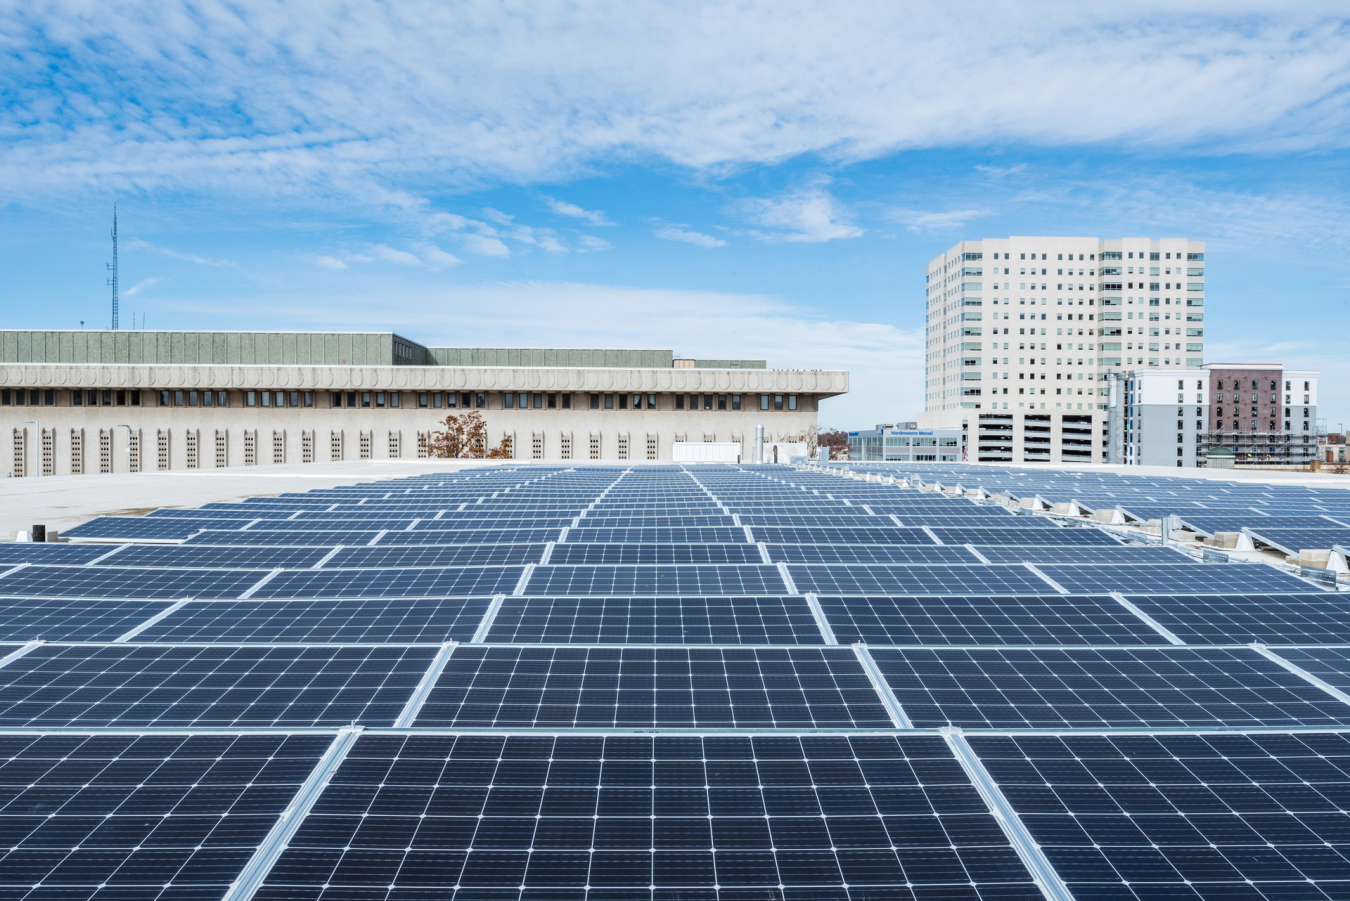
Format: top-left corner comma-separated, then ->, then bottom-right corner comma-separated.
925,236 -> 1205,417
1,341 -> 846,475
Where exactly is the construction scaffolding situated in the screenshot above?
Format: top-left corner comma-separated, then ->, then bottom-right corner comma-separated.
1199,428 -> 1326,465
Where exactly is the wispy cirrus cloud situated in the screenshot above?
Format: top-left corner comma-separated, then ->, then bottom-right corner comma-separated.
4,2 -> 1350,212
885,208 -> 991,232
654,225 -> 726,248
124,239 -> 234,267
544,197 -> 614,226
123,277 -> 159,296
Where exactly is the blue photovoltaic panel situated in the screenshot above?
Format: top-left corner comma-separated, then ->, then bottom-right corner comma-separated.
973,545 -> 1186,564
0,544 -> 120,565
565,526 -> 747,543
413,646 -> 892,728
0,597 -> 172,642
970,732 -> 1350,899
256,733 -> 1038,899
787,563 -> 1056,595
251,566 -> 525,598
28,461 -> 1350,899
1244,527 -> 1350,553
134,597 -> 494,644
927,526 -> 1116,546
817,594 -> 1164,646
0,565 -> 268,599
547,543 -> 763,564
770,545 -> 980,564
323,544 -> 546,567
1038,562 -> 1317,594
523,565 -> 787,596
0,644 -> 437,726
1125,593 -> 1350,645
0,732 -> 332,898
61,516 -> 225,541
183,528 -> 386,546
747,526 -> 936,545
869,646 -> 1350,728
484,595 -> 825,645
1266,647 -> 1350,693
104,543 -> 332,569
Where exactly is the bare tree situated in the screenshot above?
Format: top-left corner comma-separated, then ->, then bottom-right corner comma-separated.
817,428 -> 849,461
427,412 -> 512,459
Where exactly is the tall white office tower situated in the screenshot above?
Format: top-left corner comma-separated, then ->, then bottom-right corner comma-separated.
920,236 -> 1205,463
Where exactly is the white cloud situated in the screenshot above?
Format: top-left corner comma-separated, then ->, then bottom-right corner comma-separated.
6,3 -> 1350,207
417,244 -> 463,270
886,208 -> 990,232
733,186 -> 864,243
314,255 -> 348,269
577,235 -> 612,252
507,225 -> 568,253
481,208 -> 515,226
125,239 -> 234,266
544,196 -> 614,226
460,233 -> 512,257
654,225 -> 726,248
370,244 -> 423,266
123,277 -> 159,296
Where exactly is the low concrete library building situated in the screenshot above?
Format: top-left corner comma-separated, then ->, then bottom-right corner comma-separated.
1,331 -> 847,475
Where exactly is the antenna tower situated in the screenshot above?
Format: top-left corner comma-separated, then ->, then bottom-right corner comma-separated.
106,203 -> 119,330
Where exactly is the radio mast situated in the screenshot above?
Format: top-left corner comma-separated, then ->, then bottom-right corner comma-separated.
107,203 -> 119,330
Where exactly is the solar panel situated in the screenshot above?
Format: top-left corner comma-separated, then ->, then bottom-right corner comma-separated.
324,544 -> 546,567
1125,593 -> 1350,644
969,732 -> 1350,899
134,597 -> 495,644
485,595 -> 825,644
0,732 -> 332,898
413,646 -> 892,728
770,544 -> 981,563
0,596 -> 172,641
748,525 -> 937,544
787,563 -> 1058,595
817,594 -> 1165,646
1039,562 -> 1317,594
869,646 -> 1350,728
523,564 -> 787,596
548,543 -> 764,564
973,545 -> 1187,564
24,460 -> 1350,897
62,516 -> 225,541
0,565 -> 269,599
0,543 -> 119,565
105,543 -> 333,569
927,526 -> 1117,545
252,565 -> 525,598
0,644 -> 437,726
258,733 -> 1039,898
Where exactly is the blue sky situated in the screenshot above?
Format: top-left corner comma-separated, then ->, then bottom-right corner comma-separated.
3,2 -> 1349,429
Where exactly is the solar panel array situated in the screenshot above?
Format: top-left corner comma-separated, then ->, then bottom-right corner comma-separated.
0,461 -> 1347,899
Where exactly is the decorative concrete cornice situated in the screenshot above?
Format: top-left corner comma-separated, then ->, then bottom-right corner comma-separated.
4,364 -> 849,395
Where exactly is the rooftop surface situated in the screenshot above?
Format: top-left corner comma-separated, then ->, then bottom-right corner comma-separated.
0,461 -> 1348,897
0,330 -> 767,369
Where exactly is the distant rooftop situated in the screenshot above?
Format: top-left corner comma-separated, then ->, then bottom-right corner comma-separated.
0,330 -> 767,369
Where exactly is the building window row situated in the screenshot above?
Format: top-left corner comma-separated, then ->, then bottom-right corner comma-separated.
4,388 -> 811,412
